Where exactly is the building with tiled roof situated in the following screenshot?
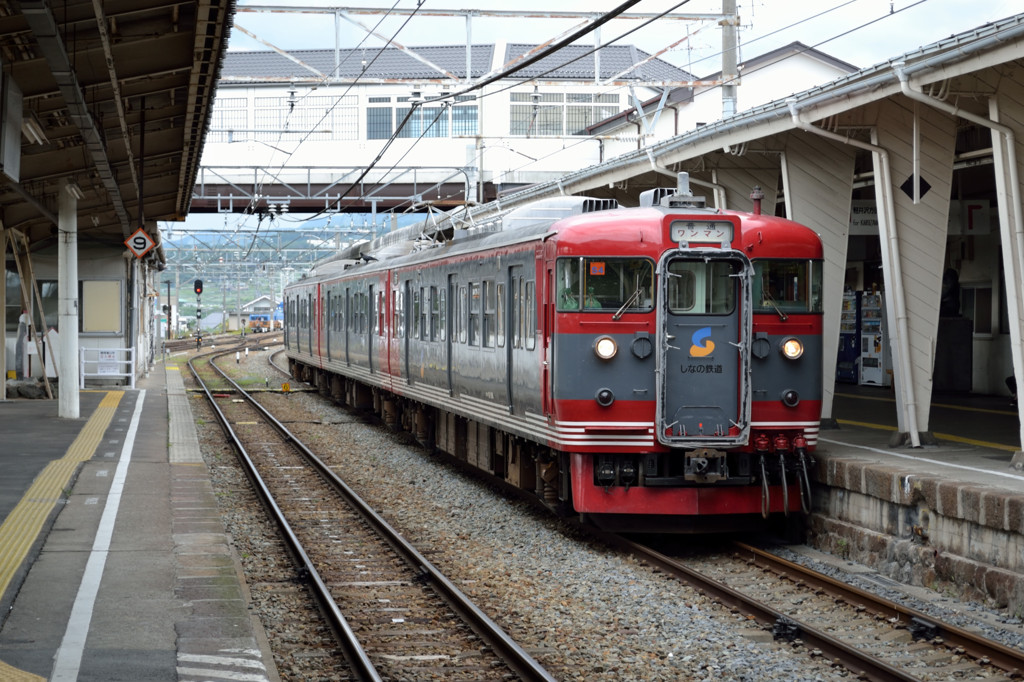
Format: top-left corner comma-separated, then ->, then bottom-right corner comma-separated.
199,41 -> 854,210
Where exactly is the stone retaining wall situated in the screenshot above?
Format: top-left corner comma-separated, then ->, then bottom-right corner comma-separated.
807,457 -> 1024,616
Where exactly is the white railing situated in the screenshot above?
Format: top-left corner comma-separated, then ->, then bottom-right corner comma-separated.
80,347 -> 135,389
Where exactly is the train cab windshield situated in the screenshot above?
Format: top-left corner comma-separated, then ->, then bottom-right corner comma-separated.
556,257 -> 654,313
752,259 -> 823,315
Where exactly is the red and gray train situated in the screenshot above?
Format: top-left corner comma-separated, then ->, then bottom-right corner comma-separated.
283,174 -> 823,533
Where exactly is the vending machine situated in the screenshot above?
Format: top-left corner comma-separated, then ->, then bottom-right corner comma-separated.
859,290 -> 891,386
836,291 -> 860,383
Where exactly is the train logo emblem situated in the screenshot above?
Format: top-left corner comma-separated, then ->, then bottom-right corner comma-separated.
689,327 -> 715,357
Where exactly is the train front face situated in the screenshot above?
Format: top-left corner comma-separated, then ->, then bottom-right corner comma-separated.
555,208 -> 823,532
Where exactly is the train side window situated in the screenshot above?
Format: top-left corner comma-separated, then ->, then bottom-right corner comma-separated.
496,282 -> 505,348
468,281 -> 481,346
370,288 -> 378,335
364,291 -> 371,334
351,292 -> 358,333
397,288 -> 405,338
391,289 -> 399,338
378,291 -> 385,336
412,287 -> 421,339
525,280 -> 536,350
429,286 -> 439,341
458,285 -> 468,344
365,292 -> 371,334
513,277 -> 522,348
352,292 -> 360,333
482,280 -> 495,348
439,286 -> 447,342
419,286 -> 429,340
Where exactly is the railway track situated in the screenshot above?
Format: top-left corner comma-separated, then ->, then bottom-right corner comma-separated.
605,534 -> 1024,681
188,347 -> 555,681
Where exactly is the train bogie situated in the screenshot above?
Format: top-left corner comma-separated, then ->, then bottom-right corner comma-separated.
284,174 -> 823,533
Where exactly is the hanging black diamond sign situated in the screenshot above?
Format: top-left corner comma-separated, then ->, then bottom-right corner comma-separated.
900,174 -> 931,199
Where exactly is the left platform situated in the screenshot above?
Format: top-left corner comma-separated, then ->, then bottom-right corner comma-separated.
0,359 -> 279,682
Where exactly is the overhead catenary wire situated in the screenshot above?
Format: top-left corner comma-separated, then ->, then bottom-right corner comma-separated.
197,0 -> 950,271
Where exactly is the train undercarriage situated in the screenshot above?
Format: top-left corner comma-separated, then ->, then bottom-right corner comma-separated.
291,359 -> 812,534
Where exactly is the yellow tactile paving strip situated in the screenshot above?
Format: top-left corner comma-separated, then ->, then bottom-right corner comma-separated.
0,659 -> 44,681
0,391 -> 122,678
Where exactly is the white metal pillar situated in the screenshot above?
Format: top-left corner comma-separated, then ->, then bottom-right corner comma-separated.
779,133 -> 857,422
988,96 -> 1024,458
58,184 -> 81,419
0,225 -> 6,400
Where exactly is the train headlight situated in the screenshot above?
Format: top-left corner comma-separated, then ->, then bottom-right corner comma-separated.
594,336 -> 618,360
779,337 -> 804,360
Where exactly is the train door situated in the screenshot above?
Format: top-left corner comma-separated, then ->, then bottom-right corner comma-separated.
446,274 -> 456,395
368,284 -> 375,374
506,265 -> 520,409
325,288 -> 333,361
402,279 -> 411,382
344,286 -> 351,366
656,251 -> 752,447
306,292 -> 313,355
541,264 -> 554,415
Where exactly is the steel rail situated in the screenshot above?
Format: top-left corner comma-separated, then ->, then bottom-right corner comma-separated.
589,530 -> 920,682
187,350 -> 383,682
201,349 -> 557,682
731,541 -> 1024,677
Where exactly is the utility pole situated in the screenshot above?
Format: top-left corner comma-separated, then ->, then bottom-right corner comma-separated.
721,0 -> 739,118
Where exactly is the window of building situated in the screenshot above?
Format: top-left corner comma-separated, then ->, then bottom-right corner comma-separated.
452,100 -> 478,135
208,97 -> 248,143
961,285 -> 992,335
510,91 -> 620,136
367,107 -> 393,140
397,104 -> 449,138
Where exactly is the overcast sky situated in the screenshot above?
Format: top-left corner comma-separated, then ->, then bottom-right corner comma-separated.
175,1 -> 1018,232
228,0 -> 1020,72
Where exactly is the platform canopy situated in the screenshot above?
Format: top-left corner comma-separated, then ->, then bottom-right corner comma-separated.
0,0 -> 233,264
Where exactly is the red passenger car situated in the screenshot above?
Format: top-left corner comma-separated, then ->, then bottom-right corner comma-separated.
285,174 -> 822,533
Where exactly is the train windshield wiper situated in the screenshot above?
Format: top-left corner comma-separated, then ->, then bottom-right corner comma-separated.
613,286 -> 643,320
763,292 -> 788,321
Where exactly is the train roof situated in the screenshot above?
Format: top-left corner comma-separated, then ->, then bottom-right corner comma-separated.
289,175 -> 821,290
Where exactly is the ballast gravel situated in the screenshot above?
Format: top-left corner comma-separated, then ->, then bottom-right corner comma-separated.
195,347 -> 1021,680
238,376 -> 846,680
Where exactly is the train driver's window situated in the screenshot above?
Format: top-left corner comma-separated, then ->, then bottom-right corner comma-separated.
556,258 -> 582,310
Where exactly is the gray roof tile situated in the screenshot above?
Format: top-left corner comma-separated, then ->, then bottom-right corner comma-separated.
221,43 -> 693,83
